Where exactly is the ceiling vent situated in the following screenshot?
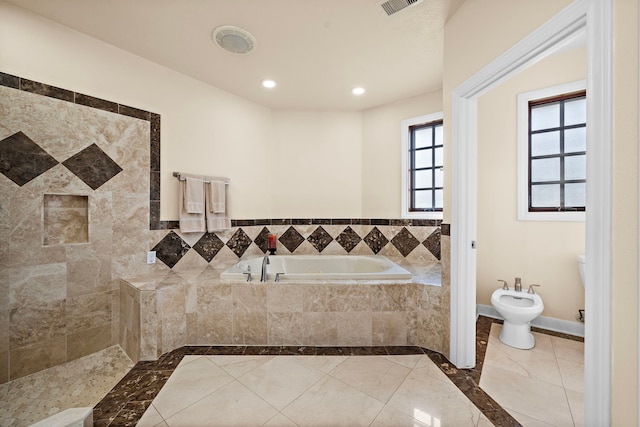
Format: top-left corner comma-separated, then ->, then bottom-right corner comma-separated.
212,26 -> 256,54
380,0 -> 423,16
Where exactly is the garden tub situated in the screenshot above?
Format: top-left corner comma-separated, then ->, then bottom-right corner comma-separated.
220,255 -> 412,281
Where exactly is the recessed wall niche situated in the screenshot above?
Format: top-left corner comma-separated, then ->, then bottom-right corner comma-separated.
43,194 -> 89,245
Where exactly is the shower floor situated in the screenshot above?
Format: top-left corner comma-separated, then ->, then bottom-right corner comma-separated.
0,346 -> 133,427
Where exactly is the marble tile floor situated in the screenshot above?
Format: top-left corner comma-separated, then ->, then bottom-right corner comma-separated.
0,316 -> 583,427
0,346 -> 134,427
480,323 -> 585,426
135,352 -> 491,427
93,343 -> 515,427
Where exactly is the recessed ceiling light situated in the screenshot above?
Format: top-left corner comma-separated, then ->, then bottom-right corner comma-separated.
212,25 -> 256,54
352,87 -> 365,95
262,79 -> 277,89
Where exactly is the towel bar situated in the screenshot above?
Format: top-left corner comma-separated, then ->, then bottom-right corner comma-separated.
173,172 -> 230,184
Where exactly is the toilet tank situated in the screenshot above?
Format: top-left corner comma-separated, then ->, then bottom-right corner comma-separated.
577,255 -> 585,288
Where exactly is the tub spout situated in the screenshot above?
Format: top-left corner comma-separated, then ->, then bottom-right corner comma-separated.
260,255 -> 270,282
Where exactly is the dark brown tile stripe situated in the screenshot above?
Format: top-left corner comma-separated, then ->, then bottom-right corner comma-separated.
531,325 -> 584,342
119,105 -> 151,121
292,218 -> 312,225
0,72 -> 162,231
312,218 -> 332,225
149,113 -> 161,173
21,78 -> 74,102
182,218 -> 443,230
465,316 -> 584,426
75,93 -> 119,113
441,223 -> 451,235
0,71 -> 19,89
425,316 -> 522,427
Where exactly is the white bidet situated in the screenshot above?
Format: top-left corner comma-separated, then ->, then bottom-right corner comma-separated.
491,287 -> 544,349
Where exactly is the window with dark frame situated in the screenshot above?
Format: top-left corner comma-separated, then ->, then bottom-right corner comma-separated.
528,91 -> 586,212
409,120 -> 443,212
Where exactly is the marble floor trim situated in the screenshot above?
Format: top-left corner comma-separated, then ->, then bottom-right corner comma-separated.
93,318 -> 582,426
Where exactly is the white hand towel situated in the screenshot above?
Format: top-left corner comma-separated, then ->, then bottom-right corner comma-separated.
205,183 -> 231,232
179,180 -> 205,233
208,180 -> 226,213
184,177 -> 205,213
206,214 -> 231,232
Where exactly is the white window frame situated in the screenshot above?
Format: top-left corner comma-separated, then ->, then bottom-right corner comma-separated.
401,112 -> 444,219
517,80 -> 587,221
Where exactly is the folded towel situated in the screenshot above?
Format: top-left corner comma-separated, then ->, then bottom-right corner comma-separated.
179,180 -> 205,233
206,214 -> 231,232
184,177 -> 205,213
205,183 -> 231,232
208,180 -> 226,213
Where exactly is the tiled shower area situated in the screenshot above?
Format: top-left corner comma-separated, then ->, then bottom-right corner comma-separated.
0,74 -> 157,385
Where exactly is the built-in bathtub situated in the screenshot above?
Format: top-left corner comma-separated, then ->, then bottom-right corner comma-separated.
120,255 -> 446,363
220,255 -> 412,281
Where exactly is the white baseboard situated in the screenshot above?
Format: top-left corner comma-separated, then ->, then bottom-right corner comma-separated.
476,304 -> 585,338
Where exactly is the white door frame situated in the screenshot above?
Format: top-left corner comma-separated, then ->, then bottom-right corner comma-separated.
449,0 -> 612,425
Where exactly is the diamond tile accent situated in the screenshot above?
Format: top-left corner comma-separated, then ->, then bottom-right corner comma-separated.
335,226 -> 362,253
391,227 -> 420,257
253,227 -> 271,253
307,226 -> 333,253
192,233 -> 225,262
0,131 -> 59,186
62,143 -> 123,190
152,231 -> 191,268
423,229 -> 441,260
363,227 -> 389,254
226,228 -> 253,258
279,226 -> 305,253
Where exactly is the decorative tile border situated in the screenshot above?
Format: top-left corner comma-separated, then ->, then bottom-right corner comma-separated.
0,72 -> 162,230
152,221 -> 444,268
227,218 -> 442,227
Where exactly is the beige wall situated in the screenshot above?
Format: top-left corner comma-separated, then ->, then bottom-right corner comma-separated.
477,48 -> 586,321
0,2 -> 273,221
442,0 -> 574,223
611,0 -> 639,423
270,111 -> 362,218
361,91 -> 443,218
1,2 -> 438,221
444,0 -> 639,423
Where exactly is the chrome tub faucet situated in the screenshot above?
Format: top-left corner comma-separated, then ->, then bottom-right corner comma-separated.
260,255 -> 270,282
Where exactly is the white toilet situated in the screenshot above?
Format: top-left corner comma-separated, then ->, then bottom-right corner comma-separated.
491,280 -> 544,349
577,255 -> 586,288
577,254 -> 586,321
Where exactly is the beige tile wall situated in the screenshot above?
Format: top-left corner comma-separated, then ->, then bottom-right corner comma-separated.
0,85 -> 151,383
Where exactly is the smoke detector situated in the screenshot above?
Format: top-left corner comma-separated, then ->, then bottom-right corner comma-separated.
380,0 -> 423,16
212,26 -> 256,54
